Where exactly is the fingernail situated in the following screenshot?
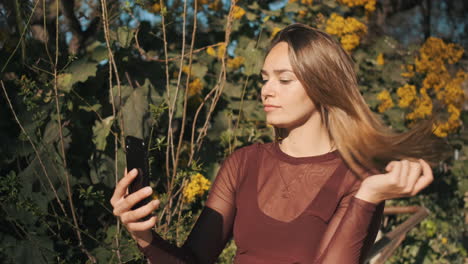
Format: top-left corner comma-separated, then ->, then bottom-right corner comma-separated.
153,200 -> 160,206
130,168 -> 138,176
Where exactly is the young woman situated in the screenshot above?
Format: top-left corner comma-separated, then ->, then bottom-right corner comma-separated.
111,24 -> 444,263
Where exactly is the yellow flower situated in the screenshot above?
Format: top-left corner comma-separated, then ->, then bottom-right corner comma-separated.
188,78 -> 203,97
227,56 -> 245,69
271,27 -> 282,38
208,0 -> 222,11
300,0 -> 313,4
232,6 -> 246,20
339,0 -> 376,12
217,43 -> 226,59
183,173 -> 211,203
298,10 -> 307,18
206,43 -> 226,59
441,237 -> 448,244
376,53 -> 384,65
377,89 -> 394,113
325,13 -> 367,51
397,84 -> 417,108
340,34 -> 361,52
151,3 -> 161,13
406,93 -> 432,120
206,46 -> 216,57
364,0 -> 376,12
182,65 -> 191,76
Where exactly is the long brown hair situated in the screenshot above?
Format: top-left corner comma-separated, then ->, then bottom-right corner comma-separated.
269,23 -> 450,177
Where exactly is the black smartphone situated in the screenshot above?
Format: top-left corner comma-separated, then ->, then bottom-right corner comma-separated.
125,136 -> 151,211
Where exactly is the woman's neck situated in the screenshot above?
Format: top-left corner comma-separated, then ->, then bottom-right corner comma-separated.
278,114 -> 334,158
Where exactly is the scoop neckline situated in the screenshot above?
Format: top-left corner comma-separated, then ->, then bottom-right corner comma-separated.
271,141 -> 340,164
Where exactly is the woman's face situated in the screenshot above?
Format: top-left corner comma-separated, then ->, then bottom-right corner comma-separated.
260,42 -> 317,129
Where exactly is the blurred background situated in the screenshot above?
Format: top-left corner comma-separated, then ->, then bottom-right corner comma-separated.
0,0 -> 467,263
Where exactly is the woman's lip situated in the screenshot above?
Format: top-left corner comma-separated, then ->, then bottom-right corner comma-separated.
263,105 -> 281,111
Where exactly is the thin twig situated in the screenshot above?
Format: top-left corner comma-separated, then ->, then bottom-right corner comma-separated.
51,1 -> 95,261
1,0 -> 40,73
100,0 -> 122,262
193,0 -> 237,155
160,0 -> 172,204
134,30 -> 223,62
173,0 -> 198,202
1,80 -> 68,217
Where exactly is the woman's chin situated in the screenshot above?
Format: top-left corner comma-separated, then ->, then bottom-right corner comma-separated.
266,121 -> 290,129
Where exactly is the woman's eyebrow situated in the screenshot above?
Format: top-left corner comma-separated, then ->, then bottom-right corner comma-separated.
260,69 -> 294,75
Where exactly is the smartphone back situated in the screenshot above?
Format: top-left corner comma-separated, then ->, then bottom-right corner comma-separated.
125,136 -> 150,210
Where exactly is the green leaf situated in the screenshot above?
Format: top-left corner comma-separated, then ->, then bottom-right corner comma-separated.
245,11 -> 257,21
223,82 -> 243,99
237,42 -> 264,76
78,103 -> 101,112
207,110 -> 232,141
284,2 -> 301,13
90,45 -> 108,62
117,26 -> 135,48
89,154 -> 115,187
92,116 -> 115,151
67,58 -> 98,85
121,83 -> 149,139
189,63 -> 208,79
110,84 -> 133,110
56,73 -> 72,93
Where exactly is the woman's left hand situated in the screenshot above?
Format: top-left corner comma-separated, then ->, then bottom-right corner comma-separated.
355,159 -> 433,204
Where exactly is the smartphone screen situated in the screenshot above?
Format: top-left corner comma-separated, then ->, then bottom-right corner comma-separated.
125,136 -> 151,211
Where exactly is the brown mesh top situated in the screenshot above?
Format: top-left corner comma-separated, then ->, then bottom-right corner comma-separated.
139,142 -> 385,264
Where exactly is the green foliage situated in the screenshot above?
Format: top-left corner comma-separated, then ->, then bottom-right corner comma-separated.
0,0 -> 466,263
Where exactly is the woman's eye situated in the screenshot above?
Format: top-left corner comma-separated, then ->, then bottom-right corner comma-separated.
279,80 -> 292,84
261,79 -> 269,84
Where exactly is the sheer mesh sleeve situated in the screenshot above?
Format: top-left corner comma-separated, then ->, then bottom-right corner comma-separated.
314,172 -> 385,264
139,148 -> 245,264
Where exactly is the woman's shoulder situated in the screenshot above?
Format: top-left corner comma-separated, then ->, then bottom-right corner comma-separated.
229,141 -> 273,158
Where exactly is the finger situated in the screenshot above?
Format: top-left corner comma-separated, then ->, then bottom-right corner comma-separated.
113,186 -> 153,216
111,168 -> 138,206
405,161 -> 422,195
398,160 -> 410,188
385,161 -> 397,172
386,160 -> 402,186
411,159 -> 434,195
121,199 -> 160,224
126,216 -> 158,232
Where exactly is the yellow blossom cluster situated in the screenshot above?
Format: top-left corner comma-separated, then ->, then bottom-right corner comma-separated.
325,13 -> 367,51
405,91 -> 433,120
289,0 -> 314,4
183,173 -> 211,203
338,0 -> 376,12
197,0 -> 222,10
151,3 -> 162,13
188,78 -> 203,97
396,84 -> 417,108
206,43 -> 226,59
399,37 -> 467,137
377,89 -> 394,113
227,56 -> 245,69
182,65 -> 191,75
232,6 -> 246,20
271,27 -> 282,38
298,10 -> 307,18
376,53 -> 384,65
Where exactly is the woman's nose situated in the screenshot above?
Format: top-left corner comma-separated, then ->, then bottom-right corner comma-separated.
261,80 -> 276,99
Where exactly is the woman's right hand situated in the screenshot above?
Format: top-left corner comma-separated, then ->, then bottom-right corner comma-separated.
110,168 -> 160,248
